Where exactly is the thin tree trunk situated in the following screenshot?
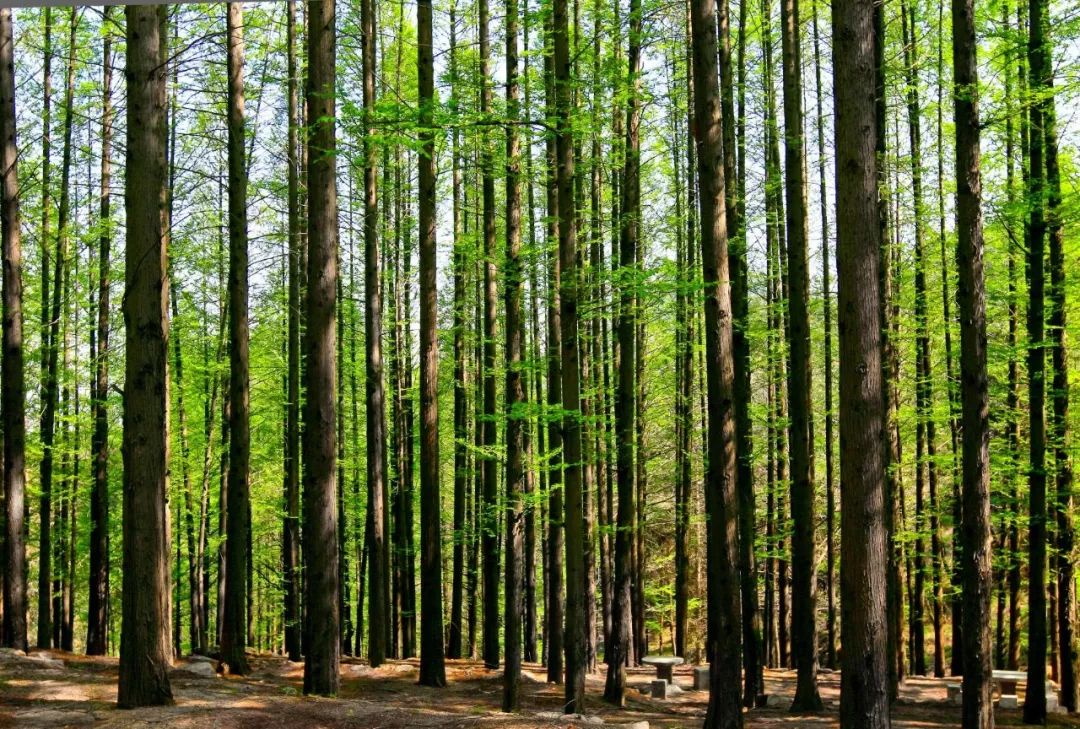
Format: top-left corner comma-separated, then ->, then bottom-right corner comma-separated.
779,0 -> 820,707
478,0 -> 500,670
544,8 -> 565,682
446,0 -> 466,662
810,0 -> 835,672
221,1 -> 251,675
722,0 -> 760,703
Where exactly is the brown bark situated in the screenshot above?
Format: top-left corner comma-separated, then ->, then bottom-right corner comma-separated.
221,1 -> 251,675
689,0 -> 743,723
118,4 -> 174,707
282,0 -> 302,665
447,0 -> 466,663
552,0 -> 586,708
302,0 -> 341,696
834,0 -> 889,724
1023,0 -> 1048,719
361,0 -> 387,669
0,4 -> 27,653
478,0 -> 500,670
502,0 -> 525,705
417,0 -> 446,687
951,0 -> 993,723
604,0 -> 640,705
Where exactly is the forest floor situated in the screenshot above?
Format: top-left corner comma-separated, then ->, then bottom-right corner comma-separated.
2,648 -> 1080,728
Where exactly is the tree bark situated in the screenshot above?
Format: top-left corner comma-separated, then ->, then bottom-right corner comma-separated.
502,0 -> 525,705
810,0 -> 835,673
552,0 -> 586,709
478,0 -> 500,670
416,0 -> 446,687
1023,0 -> 1048,719
302,0 -> 341,695
690,0 -> 743,723
0,4 -> 27,653
543,6 -> 564,683
779,0 -> 820,707
118,5 -> 174,707
834,0 -> 889,724
221,1 -> 251,675
446,0 -> 466,663
604,0 -> 640,705
951,0 -> 993,723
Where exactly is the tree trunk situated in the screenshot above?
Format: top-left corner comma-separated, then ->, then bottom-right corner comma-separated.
779,0 -> 820,707
1041,22 -> 1078,711
478,0 -> 500,670
552,0 -> 586,709
118,5 -> 173,707
690,0 -> 743,723
543,7 -> 565,683
722,0 -> 760,703
502,0 -> 525,705
0,4 -> 27,653
302,0 -> 341,695
220,1 -> 251,675
604,0 -> 640,705
834,0 -> 889,723
810,0 -> 835,673
416,0 -> 446,687
951,0 -> 993,723
446,0 -> 466,663
1023,0 -> 1048,719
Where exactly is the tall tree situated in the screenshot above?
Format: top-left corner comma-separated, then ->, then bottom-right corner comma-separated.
282,0 -> 302,664
689,0 -> 743,723
1042,5 -> 1077,710
417,0 -> 447,688
447,0 -> 467,662
362,0 -> 388,669
951,0 -> 993,723
721,0 -> 760,702
36,8 -> 57,650
553,0 -> 587,708
502,0 -> 526,705
221,1 -> 251,676
779,0 -> 821,707
1023,0 -> 1048,718
118,4 -> 173,707
0,4 -> 27,654
478,0 -> 500,670
303,0 -> 341,696
543,0 -> 564,685
810,0 -> 836,672
833,0 -> 889,724
604,0 -> 641,705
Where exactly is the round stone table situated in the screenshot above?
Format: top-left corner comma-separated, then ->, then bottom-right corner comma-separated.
641,655 -> 684,683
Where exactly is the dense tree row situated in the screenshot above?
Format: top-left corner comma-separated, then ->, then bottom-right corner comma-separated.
0,0 -> 1076,727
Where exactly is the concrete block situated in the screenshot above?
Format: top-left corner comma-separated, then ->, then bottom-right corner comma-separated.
998,695 -> 1019,710
651,679 -> 671,700
693,667 -> 709,691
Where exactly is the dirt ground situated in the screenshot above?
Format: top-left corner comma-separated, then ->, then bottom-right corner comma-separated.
3,649 -> 1080,728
